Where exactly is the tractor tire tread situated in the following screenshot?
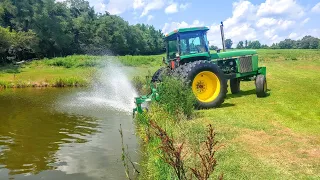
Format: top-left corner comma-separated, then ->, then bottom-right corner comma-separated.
174,60 -> 228,109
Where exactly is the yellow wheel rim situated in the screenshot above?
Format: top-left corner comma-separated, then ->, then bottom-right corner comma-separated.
192,71 -> 221,103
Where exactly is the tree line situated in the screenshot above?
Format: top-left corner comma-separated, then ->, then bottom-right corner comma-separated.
0,0 -> 164,64
210,36 -> 320,50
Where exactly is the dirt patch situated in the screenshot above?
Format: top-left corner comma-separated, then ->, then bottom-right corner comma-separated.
234,121 -> 320,175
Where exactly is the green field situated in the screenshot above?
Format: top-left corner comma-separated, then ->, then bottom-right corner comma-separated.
135,49 -> 320,179
194,54 -> 320,179
1,49 -> 320,179
0,54 -> 162,88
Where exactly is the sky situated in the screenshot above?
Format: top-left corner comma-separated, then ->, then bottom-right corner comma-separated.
65,0 -> 320,47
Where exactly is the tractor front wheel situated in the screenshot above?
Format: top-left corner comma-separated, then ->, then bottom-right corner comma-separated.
230,78 -> 240,94
151,67 -> 167,82
255,74 -> 267,97
180,61 -> 228,109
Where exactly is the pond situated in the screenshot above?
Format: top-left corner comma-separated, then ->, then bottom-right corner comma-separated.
0,88 -> 138,180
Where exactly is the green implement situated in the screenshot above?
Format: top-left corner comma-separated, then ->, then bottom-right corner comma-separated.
133,84 -> 160,115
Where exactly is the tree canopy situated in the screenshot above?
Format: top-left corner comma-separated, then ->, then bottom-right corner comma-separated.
0,0 -> 164,64
220,36 -> 320,50
225,39 -> 233,49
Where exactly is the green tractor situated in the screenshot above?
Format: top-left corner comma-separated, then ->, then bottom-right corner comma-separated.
133,22 -> 267,114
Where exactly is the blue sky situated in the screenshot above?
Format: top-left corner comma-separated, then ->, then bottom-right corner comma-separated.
66,0 -> 320,47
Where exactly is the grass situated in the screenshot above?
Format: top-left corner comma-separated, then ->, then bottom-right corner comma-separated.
196,51 -> 320,179
134,49 -> 320,179
0,54 -> 164,88
0,49 -> 319,178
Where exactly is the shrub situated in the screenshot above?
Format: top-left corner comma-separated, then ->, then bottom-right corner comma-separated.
157,77 -> 196,118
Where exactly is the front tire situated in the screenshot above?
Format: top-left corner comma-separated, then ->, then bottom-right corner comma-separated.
151,67 -> 166,82
255,75 -> 267,97
230,78 -> 240,94
179,61 -> 228,108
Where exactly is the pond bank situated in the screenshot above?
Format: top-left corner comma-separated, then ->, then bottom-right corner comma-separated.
0,55 -> 162,89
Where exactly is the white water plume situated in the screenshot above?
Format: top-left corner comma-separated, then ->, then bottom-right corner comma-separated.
63,58 -> 138,113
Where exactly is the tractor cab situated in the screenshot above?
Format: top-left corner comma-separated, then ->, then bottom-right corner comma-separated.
165,27 -> 210,67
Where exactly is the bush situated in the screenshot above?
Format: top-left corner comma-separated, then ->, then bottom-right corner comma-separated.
157,77 -> 196,118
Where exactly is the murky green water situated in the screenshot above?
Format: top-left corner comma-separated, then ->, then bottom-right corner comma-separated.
0,88 -> 138,180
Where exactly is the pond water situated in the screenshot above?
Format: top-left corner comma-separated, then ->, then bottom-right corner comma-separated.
0,86 -> 138,179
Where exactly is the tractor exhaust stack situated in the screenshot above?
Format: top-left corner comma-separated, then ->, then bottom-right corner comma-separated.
220,22 -> 226,52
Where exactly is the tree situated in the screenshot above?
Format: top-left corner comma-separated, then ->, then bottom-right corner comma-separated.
278,39 -> 296,49
299,36 -> 320,49
209,45 -> 218,50
225,39 -> 233,49
261,44 -> 269,49
248,40 -> 261,49
236,41 -> 244,49
245,40 -> 248,48
270,43 -> 279,49
0,27 -> 38,64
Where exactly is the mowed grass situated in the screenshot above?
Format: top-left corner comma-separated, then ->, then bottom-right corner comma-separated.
184,50 -> 320,179
135,49 -> 320,179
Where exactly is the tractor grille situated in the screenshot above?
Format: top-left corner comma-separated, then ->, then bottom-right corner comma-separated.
239,56 -> 253,73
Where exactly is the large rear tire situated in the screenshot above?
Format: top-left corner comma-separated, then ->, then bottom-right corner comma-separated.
179,61 -> 228,108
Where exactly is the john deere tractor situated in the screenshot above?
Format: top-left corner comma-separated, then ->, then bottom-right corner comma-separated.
133,22 -> 267,114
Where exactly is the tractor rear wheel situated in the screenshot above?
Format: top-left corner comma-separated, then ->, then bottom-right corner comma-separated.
179,61 -> 228,109
255,74 -> 267,97
230,78 -> 240,94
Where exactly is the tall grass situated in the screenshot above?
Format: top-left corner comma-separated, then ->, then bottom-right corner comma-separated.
157,77 -> 196,118
39,54 -> 163,68
134,77 -> 222,180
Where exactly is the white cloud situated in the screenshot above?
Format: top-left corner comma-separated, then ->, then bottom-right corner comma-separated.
301,18 -> 310,25
165,3 -> 178,14
311,2 -> 320,13
288,32 -> 298,39
226,23 -> 257,42
277,19 -> 295,30
162,20 -> 204,34
257,0 -> 304,17
133,0 -> 145,9
223,1 -> 257,27
106,0 -> 133,14
140,0 -> 165,17
256,18 -> 278,27
206,0 -> 307,47
147,15 -> 154,21
179,3 -> 190,10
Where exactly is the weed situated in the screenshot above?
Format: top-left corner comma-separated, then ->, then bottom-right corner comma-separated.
158,77 -> 197,119
150,120 -> 187,180
119,124 -> 140,180
190,124 -> 222,180
132,76 -> 151,95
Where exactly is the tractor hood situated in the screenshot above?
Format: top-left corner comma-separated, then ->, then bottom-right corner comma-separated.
211,50 -> 257,59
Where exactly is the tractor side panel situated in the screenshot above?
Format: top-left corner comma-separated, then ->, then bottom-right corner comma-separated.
252,55 -> 259,71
